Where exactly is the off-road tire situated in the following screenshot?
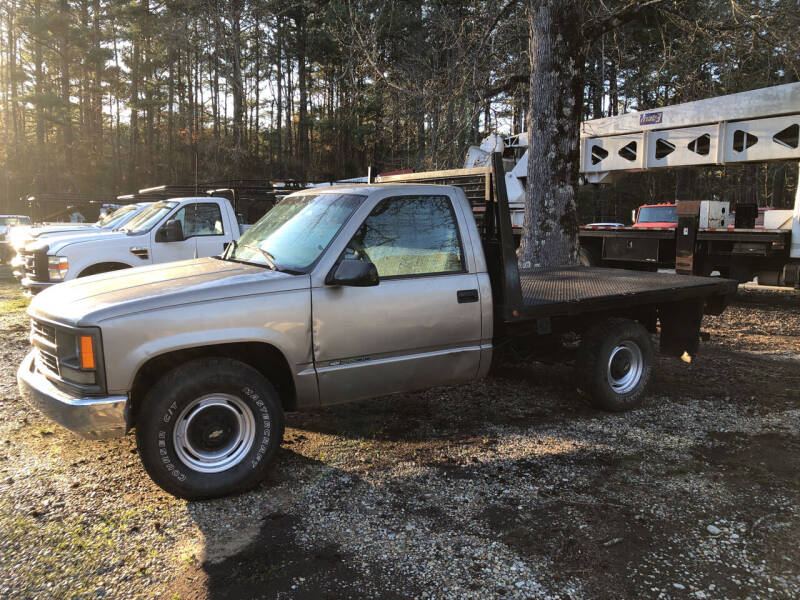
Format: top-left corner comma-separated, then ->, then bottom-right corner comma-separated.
576,318 -> 654,412
136,358 -> 284,499
579,247 -> 598,267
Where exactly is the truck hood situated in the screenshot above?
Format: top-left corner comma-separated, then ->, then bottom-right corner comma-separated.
31,224 -> 98,238
29,229 -> 137,253
29,257 -> 309,326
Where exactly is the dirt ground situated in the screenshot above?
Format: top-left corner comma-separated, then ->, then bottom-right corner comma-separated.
0,264 -> 798,599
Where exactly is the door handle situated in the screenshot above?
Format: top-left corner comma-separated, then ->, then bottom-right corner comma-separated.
457,289 -> 479,303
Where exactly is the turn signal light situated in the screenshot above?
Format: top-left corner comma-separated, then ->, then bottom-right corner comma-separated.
80,336 -> 96,369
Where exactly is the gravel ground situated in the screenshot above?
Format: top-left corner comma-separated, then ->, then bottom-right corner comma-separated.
1,265 -> 798,599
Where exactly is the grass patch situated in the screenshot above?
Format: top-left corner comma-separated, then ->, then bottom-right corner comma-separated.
0,296 -> 29,313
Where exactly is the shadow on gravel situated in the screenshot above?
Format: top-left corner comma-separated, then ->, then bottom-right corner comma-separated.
171,450 -> 415,600
694,432 -> 800,491
285,361 -> 595,446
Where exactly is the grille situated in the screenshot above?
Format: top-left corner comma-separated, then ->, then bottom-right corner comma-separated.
21,251 -> 47,281
31,319 -> 56,345
37,347 -> 59,375
22,252 -> 35,273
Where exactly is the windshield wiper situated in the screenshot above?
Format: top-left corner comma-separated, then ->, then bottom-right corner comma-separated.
241,244 -> 278,270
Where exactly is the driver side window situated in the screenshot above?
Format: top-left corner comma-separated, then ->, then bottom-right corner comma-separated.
344,195 -> 464,278
172,203 -> 225,238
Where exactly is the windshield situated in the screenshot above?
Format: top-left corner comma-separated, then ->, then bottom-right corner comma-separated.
122,201 -> 178,233
97,205 -> 139,229
0,216 -> 30,226
226,193 -> 365,271
637,206 -> 677,224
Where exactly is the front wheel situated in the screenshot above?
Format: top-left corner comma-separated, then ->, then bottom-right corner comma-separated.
576,319 -> 654,411
136,358 -> 284,499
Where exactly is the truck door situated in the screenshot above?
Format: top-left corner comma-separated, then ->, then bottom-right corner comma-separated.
190,201 -> 231,257
150,201 -> 228,263
311,194 -> 483,405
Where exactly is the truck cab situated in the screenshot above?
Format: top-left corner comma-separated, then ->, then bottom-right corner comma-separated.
632,204 -> 677,229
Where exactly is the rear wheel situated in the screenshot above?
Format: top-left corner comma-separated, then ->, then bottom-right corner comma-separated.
579,247 -> 598,267
136,358 -> 284,499
577,319 -> 654,411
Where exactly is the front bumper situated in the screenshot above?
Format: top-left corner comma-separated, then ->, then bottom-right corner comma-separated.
21,277 -> 54,294
17,350 -> 127,439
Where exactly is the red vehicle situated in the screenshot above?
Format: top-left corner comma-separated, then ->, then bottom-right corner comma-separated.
632,203 -> 677,229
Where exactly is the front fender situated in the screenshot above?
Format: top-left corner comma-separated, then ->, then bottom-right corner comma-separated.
98,290 -> 314,399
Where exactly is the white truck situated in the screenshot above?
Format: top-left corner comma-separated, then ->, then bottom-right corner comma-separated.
18,196 -> 247,293
9,203 -> 152,278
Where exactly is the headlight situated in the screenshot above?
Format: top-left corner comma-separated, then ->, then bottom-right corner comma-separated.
9,228 -> 31,250
48,255 -> 69,280
55,329 -> 101,387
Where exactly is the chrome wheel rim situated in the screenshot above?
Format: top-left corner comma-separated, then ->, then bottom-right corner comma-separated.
173,394 -> 256,473
606,342 -> 644,395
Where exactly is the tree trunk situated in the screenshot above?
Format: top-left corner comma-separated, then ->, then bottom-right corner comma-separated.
60,0 -> 73,169
296,7 -> 309,181
34,0 -> 44,148
230,1 -> 245,177
275,17 -> 283,177
771,164 -> 787,208
167,46 -> 175,180
8,0 -> 20,149
519,0 -> 583,268
92,0 -> 103,146
129,35 -> 140,189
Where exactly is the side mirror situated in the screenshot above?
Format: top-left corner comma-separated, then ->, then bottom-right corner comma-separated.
157,219 -> 184,243
326,258 -> 379,287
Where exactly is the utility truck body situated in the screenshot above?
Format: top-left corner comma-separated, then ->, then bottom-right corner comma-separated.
467,83 -> 800,287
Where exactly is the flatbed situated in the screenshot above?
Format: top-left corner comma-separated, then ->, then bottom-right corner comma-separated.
517,266 -> 737,317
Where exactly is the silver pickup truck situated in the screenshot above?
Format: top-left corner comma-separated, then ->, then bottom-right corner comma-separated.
18,155 -> 737,498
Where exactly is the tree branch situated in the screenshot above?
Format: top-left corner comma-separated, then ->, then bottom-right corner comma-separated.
583,0 -> 667,42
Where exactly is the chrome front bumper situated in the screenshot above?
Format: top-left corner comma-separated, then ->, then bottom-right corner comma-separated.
17,350 -> 127,439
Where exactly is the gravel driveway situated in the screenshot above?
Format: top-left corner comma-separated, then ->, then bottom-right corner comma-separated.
1,265 -> 798,599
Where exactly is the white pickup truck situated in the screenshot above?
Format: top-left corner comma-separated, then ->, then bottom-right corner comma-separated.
18,196 -> 247,293
10,203 -> 152,278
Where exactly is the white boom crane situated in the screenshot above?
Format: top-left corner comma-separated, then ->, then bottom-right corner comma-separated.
466,82 -> 800,259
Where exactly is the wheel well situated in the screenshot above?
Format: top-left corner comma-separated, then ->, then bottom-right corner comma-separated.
127,342 -> 297,429
578,239 -> 602,265
78,262 -> 132,277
